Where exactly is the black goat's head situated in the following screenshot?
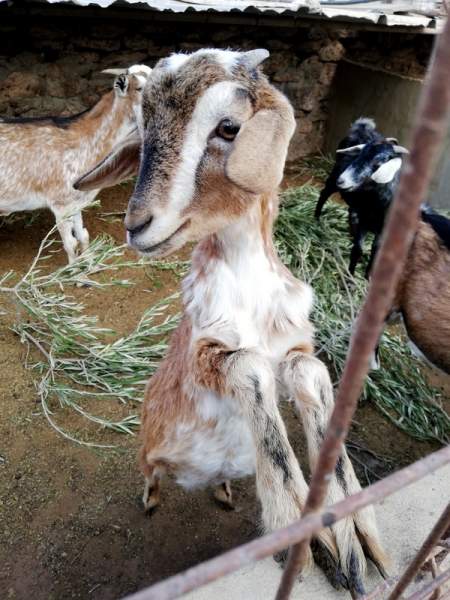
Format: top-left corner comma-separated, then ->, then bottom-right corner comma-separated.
336,141 -> 409,192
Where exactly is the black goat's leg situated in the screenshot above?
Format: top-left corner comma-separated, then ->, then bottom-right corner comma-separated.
315,168 -> 341,220
365,234 -> 380,279
348,214 -> 366,276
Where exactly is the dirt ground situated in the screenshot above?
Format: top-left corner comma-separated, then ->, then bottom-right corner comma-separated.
0,181 -> 449,600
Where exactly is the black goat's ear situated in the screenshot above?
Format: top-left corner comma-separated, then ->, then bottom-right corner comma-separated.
392,145 -> 409,155
336,143 -> 366,155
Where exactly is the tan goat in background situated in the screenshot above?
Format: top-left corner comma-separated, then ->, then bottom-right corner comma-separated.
0,64 -> 151,263
76,48 -> 388,595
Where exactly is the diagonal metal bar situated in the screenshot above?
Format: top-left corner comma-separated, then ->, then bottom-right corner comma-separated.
405,568 -> 450,600
389,503 -> 450,600
275,14 -> 450,600
121,446 -> 450,600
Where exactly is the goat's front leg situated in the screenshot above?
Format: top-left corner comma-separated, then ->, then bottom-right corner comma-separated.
348,211 -> 367,276
315,167 -> 340,220
72,211 -> 90,253
55,215 -> 78,264
365,233 -> 380,279
193,339 -> 337,574
281,347 -> 389,595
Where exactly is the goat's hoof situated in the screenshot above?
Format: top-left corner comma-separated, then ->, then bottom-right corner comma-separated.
310,538 -> 347,590
273,549 -> 288,565
76,281 -> 91,289
142,491 -> 160,515
213,482 -> 234,510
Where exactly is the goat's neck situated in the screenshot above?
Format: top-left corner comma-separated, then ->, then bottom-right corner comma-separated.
185,194 -> 294,344
195,194 -> 279,274
216,198 -> 278,268
72,92 -> 133,162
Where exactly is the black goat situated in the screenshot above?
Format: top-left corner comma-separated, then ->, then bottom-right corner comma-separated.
316,119 -> 450,373
315,118 -> 408,276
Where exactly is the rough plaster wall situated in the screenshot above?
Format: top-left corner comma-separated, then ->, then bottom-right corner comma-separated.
0,16 -> 347,162
0,14 -> 435,165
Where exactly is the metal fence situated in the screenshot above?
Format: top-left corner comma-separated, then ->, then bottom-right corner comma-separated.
122,12 -> 450,600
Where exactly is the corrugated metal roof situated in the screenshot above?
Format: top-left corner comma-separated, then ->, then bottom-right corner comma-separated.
1,0 -> 444,31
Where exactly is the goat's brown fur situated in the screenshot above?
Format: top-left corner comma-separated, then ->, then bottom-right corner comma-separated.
392,221 -> 450,373
76,49 -> 389,594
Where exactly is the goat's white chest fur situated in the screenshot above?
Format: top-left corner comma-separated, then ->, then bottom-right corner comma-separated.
184,210 -> 314,363
176,210 -> 315,488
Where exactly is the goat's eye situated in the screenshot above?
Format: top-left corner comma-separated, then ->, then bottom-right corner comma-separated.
216,119 -> 240,141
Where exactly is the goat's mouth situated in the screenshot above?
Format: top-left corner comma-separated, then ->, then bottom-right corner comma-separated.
128,220 -> 190,257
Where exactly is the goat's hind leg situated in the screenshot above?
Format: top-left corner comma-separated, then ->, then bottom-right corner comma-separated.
141,460 -> 165,513
281,348 -> 389,594
213,480 -> 234,509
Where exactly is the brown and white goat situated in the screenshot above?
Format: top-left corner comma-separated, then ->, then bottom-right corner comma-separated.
391,218 -> 450,374
76,49 -> 388,594
0,64 -> 151,263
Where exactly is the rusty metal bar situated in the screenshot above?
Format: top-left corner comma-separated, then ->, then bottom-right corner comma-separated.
122,446 -> 450,600
389,503 -> 450,600
360,577 -> 399,600
438,586 -> 450,600
405,568 -> 450,600
275,14 -> 450,600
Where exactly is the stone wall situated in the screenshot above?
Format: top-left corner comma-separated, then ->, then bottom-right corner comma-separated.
0,12 -> 433,162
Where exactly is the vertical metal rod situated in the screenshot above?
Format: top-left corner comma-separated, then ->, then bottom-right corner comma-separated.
389,504 -> 450,600
275,14 -> 450,600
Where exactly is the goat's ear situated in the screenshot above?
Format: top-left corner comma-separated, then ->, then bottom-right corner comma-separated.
386,137 -> 399,145
393,145 -> 409,155
225,99 -> 295,194
74,131 -> 140,191
102,68 -> 127,76
336,143 -> 366,155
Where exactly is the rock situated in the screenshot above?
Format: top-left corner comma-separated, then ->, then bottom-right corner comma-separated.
288,125 -> 324,162
56,53 -> 100,77
319,40 -> 345,62
46,64 -> 88,98
100,51 -> 148,68
265,51 -> 290,74
319,62 -> 337,86
266,39 -> 292,51
90,24 -> 126,39
124,35 -> 148,51
73,36 -> 121,52
211,28 -> 240,43
295,117 -> 314,135
0,71 -> 41,100
147,45 -> 172,59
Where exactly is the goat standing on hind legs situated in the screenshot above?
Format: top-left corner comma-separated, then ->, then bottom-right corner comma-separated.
75,48 -> 389,594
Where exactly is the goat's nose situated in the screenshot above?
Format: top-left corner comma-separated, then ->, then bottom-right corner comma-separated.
125,213 -> 153,235
127,217 -> 153,235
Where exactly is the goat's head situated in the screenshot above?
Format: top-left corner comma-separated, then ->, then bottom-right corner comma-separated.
75,49 -> 295,257
103,64 -> 152,129
336,140 -> 409,192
